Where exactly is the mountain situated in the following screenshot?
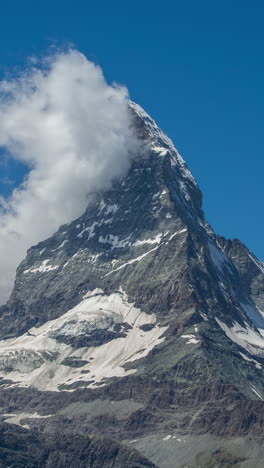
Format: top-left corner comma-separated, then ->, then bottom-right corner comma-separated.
0,101 -> 264,467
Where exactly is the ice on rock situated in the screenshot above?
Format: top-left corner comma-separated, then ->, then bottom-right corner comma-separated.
240,302 -> 264,330
208,240 -> 233,274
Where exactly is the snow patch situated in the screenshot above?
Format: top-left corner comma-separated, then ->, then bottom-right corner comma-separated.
152,146 -> 168,156
133,233 -> 163,246
248,253 -> 264,274
99,234 -> 131,249
167,228 -> 187,242
52,239 -> 68,251
77,221 -> 98,239
239,352 -> 262,369
181,334 -> 200,345
216,318 -> 264,357
179,180 -> 191,201
251,387 -> 264,401
104,204 -> 119,216
200,312 -> 208,321
24,259 -> 58,274
104,244 -> 160,277
3,412 -> 52,427
218,282 -> 230,301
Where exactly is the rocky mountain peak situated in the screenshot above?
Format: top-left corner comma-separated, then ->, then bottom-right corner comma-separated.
0,100 -> 264,467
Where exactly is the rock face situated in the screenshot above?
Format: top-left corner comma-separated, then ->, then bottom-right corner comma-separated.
0,423 -> 157,468
0,101 -> 264,467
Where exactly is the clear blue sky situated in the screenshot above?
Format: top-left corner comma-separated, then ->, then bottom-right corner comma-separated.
0,0 -> 263,260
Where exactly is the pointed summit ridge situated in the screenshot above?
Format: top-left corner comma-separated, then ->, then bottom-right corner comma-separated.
128,100 -> 197,184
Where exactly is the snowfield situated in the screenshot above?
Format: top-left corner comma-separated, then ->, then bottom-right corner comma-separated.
0,289 -> 167,392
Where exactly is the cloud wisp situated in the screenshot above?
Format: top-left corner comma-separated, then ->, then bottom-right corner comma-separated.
0,49 -> 138,304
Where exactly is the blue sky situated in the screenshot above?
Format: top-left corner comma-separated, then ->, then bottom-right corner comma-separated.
0,0 -> 263,260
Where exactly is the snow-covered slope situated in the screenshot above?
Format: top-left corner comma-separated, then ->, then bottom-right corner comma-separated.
0,289 -> 167,391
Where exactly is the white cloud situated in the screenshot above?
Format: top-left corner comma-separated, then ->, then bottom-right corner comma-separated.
0,49 -> 139,304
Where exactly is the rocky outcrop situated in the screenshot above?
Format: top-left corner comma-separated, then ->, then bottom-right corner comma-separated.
0,423 -> 157,468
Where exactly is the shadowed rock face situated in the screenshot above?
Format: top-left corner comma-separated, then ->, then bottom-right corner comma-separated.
0,101 -> 264,467
0,423 -> 157,468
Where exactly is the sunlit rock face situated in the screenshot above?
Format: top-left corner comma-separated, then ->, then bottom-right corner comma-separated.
0,101 -> 264,467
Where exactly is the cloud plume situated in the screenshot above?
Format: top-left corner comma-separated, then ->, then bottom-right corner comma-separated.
0,49 -> 138,304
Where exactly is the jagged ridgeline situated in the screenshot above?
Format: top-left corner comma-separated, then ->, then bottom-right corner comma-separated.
0,101 -> 264,467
